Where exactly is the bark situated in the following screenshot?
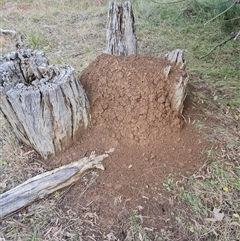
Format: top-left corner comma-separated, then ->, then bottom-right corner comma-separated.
165,49 -> 189,117
106,1 -> 137,56
0,150 -> 113,219
0,49 -> 90,159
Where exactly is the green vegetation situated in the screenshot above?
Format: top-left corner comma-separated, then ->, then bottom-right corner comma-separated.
133,0 -> 240,106
126,212 -> 151,241
133,2 -> 239,239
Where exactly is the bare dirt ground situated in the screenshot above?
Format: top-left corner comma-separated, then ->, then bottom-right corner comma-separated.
44,53 -> 208,239
47,110 -> 207,239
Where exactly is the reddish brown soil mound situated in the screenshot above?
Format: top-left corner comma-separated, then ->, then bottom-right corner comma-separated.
80,53 -> 183,145
48,54 -> 208,239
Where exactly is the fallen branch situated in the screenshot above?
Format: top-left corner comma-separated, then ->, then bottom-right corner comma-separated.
0,149 -> 114,219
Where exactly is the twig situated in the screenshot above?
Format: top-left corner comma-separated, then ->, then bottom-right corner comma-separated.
234,31 -> 240,40
16,35 -> 23,49
205,46 -> 221,69
224,16 -> 240,21
0,28 -> 17,36
56,183 -> 75,204
77,172 -> 99,200
150,0 -> 187,4
0,28 -> 23,48
69,52 -> 84,58
200,33 -> 238,59
204,0 -> 238,25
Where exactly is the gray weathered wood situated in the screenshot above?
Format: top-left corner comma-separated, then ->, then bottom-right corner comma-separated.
106,1 -> 137,56
0,28 -> 23,48
0,49 -> 90,159
165,49 -> 189,117
0,151 -> 112,219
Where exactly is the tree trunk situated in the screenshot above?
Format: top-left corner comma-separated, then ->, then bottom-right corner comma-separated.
105,2 -> 187,116
0,150 -> 113,219
0,49 -> 90,159
106,1 -> 137,56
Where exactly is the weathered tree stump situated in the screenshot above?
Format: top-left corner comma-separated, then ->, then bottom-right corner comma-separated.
0,49 -> 90,159
164,49 -> 188,117
106,1 -> 137,56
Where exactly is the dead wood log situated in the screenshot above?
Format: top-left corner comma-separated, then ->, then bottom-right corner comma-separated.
0,49 -> 90,159
0,150 -> 113,219
106,1 -> 137,56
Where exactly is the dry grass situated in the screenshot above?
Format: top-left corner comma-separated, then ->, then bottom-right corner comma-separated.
1,0 -> 109,73
0,1 -> 110,240
160,90 -> 240,240
0,115 -> 39,191
1,0 -> 239,240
